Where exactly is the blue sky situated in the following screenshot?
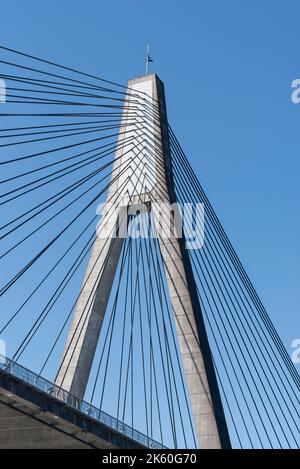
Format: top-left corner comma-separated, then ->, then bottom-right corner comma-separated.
1,0 -> 298,366
0,0 -> 299,447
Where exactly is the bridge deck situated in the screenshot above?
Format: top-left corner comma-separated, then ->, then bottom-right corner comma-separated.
0,357 -> 163,449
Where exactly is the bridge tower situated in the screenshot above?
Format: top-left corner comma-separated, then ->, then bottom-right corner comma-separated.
55,74 -> 231,449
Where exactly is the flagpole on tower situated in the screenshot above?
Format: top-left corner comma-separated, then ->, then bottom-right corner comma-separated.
145,42 -> 153,75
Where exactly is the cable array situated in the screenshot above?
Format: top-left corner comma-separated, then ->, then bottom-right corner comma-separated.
0,45 -> 299,449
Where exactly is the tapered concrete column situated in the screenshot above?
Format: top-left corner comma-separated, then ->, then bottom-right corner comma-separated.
56,74 -> 230,448
154,220 -> 225,448
55,206 -> 124,399
145,75 -> 230,448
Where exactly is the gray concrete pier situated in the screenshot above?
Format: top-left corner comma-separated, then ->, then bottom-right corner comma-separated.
55,74 -> 230,449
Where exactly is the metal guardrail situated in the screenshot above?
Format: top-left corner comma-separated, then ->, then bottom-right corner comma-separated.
0,355 -> 165,449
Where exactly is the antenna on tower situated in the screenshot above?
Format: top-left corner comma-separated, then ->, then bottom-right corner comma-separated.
145,42 -> 153,75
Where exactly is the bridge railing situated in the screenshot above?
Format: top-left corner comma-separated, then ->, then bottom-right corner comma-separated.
0,354 -> 165,449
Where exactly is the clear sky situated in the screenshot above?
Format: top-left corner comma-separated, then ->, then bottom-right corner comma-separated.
1,0 -> 298,370
0,0 -> 299,448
